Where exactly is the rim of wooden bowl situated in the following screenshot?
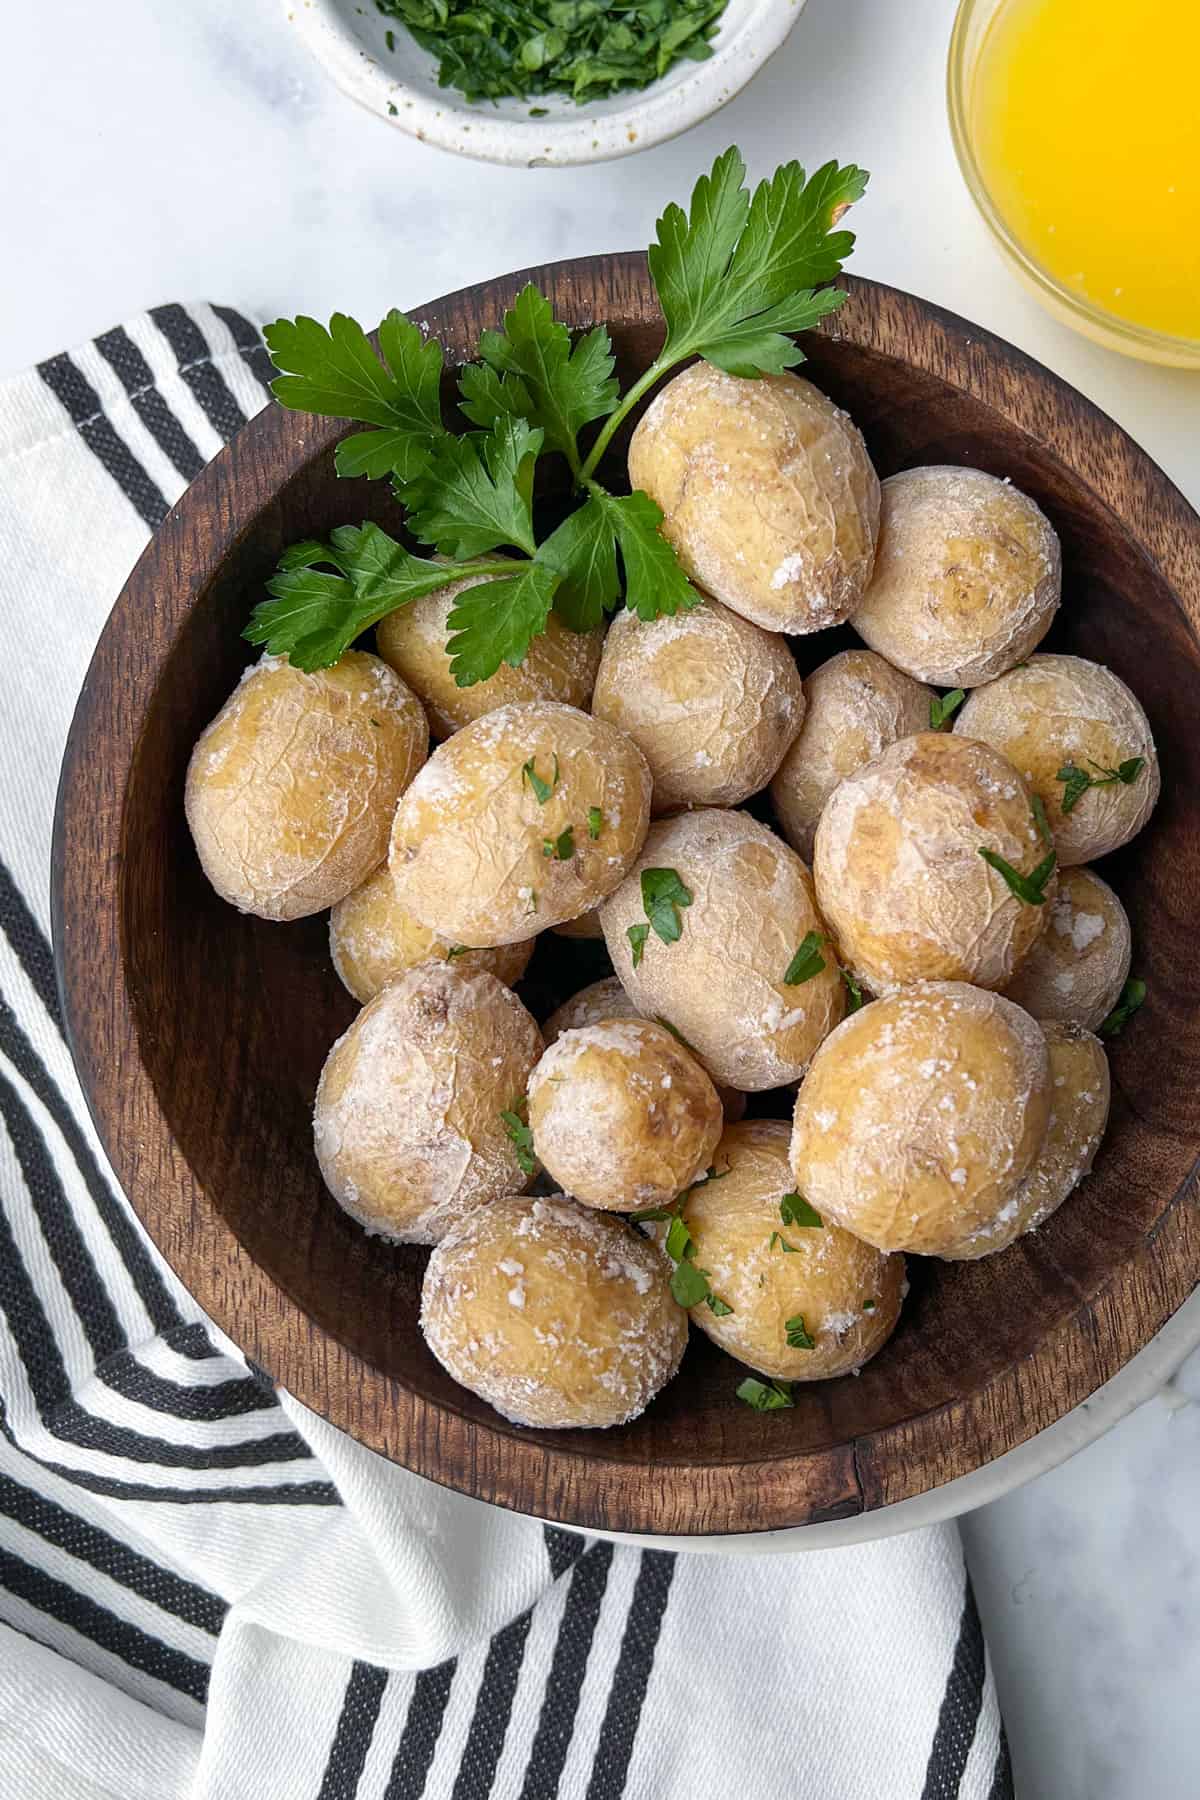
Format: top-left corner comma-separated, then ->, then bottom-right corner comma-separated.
52,259 -> 1200,1536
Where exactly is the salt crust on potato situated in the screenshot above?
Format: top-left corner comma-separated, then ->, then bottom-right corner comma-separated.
770,648 -> 933,861
1000,866 -> 1131,1031
601,809 -> 845,1091
186,651 -> 427,921
813,731 -> 1050,994
680,1119 -> 905,1380
627,362 -> 880,635
940,1022 -> 1109,1259
955,654 -> 1159,865
852,466 -> 1061,685
330,861 -> 533,1003
390,700 -> 651,947
528,1019 -> 723,1210
313,963 -> 542,1245
377,569 -> 603,741
591,598 -> 805,814
543,978 -> 747,1123
790,981 -> 1051,1256
420,1193 -> 687,1428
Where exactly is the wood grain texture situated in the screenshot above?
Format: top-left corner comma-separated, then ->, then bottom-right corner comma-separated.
52,259 -> 1200,1536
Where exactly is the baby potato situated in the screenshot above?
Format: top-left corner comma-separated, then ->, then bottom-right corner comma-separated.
591,599 -> 805,813
528,1019 -> 723,1211
421,1194 -> 687,1428
853,466 -> 1061,685
550,907 -> 604,941
185,651 -> 427,921
377,568 -> 603,740
313,962 -> 542,1244
389,700 -> 651,948
543,978 -> 747,1123
329,861 -> 533,1004
627,363 -> 880,635
600,809 -> 845,1091
790,982 -> 1051,1257
955,654 -> 1159,864
941,1023 -> 1109,1259
1001,866 -> 1131,1032
813,731 -> 1051,993
678,1120 -> 905,1380
770,649 -> 934,861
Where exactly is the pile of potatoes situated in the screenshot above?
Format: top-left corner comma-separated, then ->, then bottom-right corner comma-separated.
185,362 -> 1158,1432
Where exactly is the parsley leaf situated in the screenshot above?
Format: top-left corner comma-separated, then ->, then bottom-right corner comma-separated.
706,1293 -> 734,1317
590,488 -> 703,622
535,494 -> 622,633
627,923 -> 649,969
1031,793 -> 1054,847
664,1213 -> 693,1263
542,826 -> 575,861
244,523 -> 505,670
1057,757 -> 1147,814
1099,976 -> 1147,1038
785,1314 -> 816,1350
736,1376 -> 794,1411
783,931 -> 826,985
930,688 -> 966,731
640,867 -> 694,945
780,1193 -> 822,1228
264,310 -> 446,482
588,806 -> 604,840
474,285 -> 619,470
500,1100 -> 536,1176
405,417 -> 542,559
1056,763 -> 1092,815
661,1197 -> 732,1314
842,969 -> 865,1012
522,755 -> 559,803
670,1259 -> 711,1308
979,847 -> 1056,906
445,560 -> 560,687
770,1231 -> 799,1253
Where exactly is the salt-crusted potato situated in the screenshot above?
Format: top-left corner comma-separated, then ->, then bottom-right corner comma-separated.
601,809 -> 845,1091
329,862 -> 533,1004
1001,866 -> 1131,1031
389,700 -> 651,947
543,978 -> 747,1123
550,907 -> 604,941
853,466 -> 1061,685
186,651 -> 427,921
421,1194 -> 687,1428
955,654 -> 1159,864
627,363 -> 880,635
376,569 -> 604,740
941,1023 -> 1109,1259
813,731 -> 1050,993
790,982 -> 1051,1256
528,1019 -> 723,1211
770,649 -> 934,861
313,963 -> 542,1244
678,1120 -> 905,1380
591,600 -> 805,813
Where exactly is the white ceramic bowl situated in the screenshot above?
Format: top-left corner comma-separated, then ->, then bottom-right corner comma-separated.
284,0 -> 807,167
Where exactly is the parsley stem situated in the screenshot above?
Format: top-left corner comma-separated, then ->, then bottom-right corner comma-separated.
579,356 -> 675,483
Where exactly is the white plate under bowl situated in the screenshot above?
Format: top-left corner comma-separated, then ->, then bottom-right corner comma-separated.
284,0 -> 807,167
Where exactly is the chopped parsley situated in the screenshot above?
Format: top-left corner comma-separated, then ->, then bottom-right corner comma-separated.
785,1313 -> 815,1350
929,688 -> 966,731
783,931 -> 826,986
500,1099 -> 535,1176
736,1377 -> 794,1411
979,846 -> 1056,906
780,1193 -> 822,1228
842,969 -> 865,1012
542,825 -> 575,860
640,867 -> 693,945
1056,756 -> 1146,815
588,805 -> 604,840
770,1231 -> 799,1253
1099,976 -> 1147,1038
522,753 -> 559,803
626,923 -> 649,969
445,943 -> 470,960
1031,793 -> 1054,848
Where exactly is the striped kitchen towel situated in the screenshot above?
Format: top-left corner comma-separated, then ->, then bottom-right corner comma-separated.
0,306 -> 1012,1800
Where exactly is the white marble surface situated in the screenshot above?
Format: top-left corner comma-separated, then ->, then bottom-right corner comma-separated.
4,1 -> 1198,1793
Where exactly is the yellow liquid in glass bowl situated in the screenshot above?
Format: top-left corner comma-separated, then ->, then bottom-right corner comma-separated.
963,0 -> 1200,354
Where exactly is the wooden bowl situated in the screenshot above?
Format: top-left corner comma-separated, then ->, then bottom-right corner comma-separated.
53,258 -> 1200,1538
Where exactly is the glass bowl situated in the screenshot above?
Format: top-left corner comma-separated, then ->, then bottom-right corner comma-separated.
947,0 -> 1200,370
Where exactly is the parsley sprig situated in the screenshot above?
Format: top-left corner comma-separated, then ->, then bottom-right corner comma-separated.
500,1098 -> 536,1176
1099,977 -> 1147,1038
1056,757 -> 1146,815
245,148 -> 866,686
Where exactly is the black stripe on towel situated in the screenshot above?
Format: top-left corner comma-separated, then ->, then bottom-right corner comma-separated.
0,1470 -> 225,1635
317,1660 -> 390,1800
94,326 -> 206,481
544,1523 -> 586,1581
920,1575 -> 988,1799
520,1542 -> 614,1800
0,858 -> 58,1025
37,353 -> 168,530
451,1607 -> 535,1800
584,1550 -> 677,1800
386,1660 -> 457,1800
149,304 -> 247,442
96,1347 -> 274,1420
211,304 -> 277,393
0,1546 -> 209,1704
160,1322 -> 223,1361
0,991 -> 182,1335
988,1722 -> 1015,1800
